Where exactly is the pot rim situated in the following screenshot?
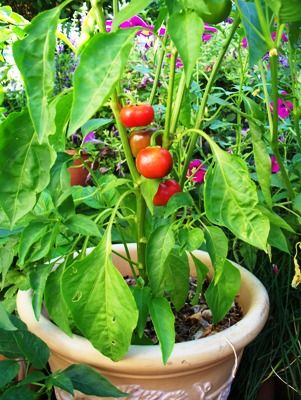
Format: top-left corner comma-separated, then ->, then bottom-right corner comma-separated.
16,245 -> 269,374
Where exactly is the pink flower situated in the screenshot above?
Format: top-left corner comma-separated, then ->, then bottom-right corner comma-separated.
187,159 -> 206,183
270,155 -> 280,174
270,97 -> 293,119
204,23 -> 218,33
158,26 -> 166,36
202,33 -> 212,42
106,17 -> 153,36
271,31 -> 288,42
241,37 -> 248,49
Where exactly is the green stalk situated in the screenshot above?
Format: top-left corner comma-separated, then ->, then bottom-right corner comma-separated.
91,0 -> 106,32
170,72 -> 186,134
288,43 -> 301,151
259,60 -> 273,141
179,15 -> 241,187
113,0 -> 119,15
270,54 -> 294,199
163,47 -> 177,148
149,33 -> 168,105
253,0 -> 273,47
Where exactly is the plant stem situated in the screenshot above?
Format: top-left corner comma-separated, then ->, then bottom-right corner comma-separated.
179,15 -> 241,187
163,46 -> 177,148
170,72 -> 186,134
288,43 -> 301,151
269,54 -> 294,199
149,34 -> 168,105
259,60 -> 273,141
91,0 -> 106,32
113,0 -> 119,15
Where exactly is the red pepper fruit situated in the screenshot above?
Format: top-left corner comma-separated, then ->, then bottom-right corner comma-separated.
120,104 -> 154,128
136,146 -> 173,179
153,179 -> 182,206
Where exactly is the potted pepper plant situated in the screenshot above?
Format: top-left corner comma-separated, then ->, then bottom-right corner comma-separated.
1,0 -> 300,398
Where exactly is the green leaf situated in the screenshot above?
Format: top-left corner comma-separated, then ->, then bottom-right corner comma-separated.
44,266 -> 73,337
140,178 -> 160,215
46,372 -> 74,395
49,91 -> 74,152
167,10 -> 203,85
0,111 -> 55,227
266,0 -> 301,23
0,302 -> 17,331
268,225 -> 290,253
132,286 -> 151,338
81,118 -> 113,136
164,192 -> 193,218
0,329 -> 49,369
0,241 -> 16,289
18,222 -> 49,266
112,0 -> 153,30
0,360 -> 20,388
288,21 -> 301,46
205,260 -> 241,324
204,226 -> 228,283
0,386 -> 36,400
149,297 -> 175,365
18,371 -> 46,386
179,227 -> 204,252
30,263 -> 53,320
237,0 -> 268,66
12,2 -> 72,141
68,29 -> 136,136
62,364 -> 127,397
146,225 -> 175,297
190,254 -> 208,305
165,250 -> 189,311
258,205 -> 295,233
65,214 -> 100,237
244,97 -> 272,208
62,233 -> 138,361
204,143 -> 270,251
47,152 -> 72,208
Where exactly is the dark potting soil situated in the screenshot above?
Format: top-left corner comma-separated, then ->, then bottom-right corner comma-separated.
127,277 -> 243,344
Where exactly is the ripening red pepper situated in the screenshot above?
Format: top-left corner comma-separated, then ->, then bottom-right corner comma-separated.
120,104 -> 154,128
153,179 -> 181,206
136,146 -> 173,179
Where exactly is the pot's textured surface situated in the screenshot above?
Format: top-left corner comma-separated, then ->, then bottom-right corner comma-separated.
17,245 -> 269,400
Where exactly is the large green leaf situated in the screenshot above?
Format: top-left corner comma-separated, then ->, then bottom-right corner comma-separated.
205,260 -> 241,323
0,111 -> 56,227
132,286 -> 151,338
0,240 -> 16,289
49,91 -> 73,152
68,29 -> 136,136
0,360 -> 20,388
265,0 -> 301,23
0,386 -> 36,400
146,225 -> 175,297
268,225 -> 290,253
65,214 -> 101,237
237,0 -> 268,66
62,364 -> 127,397
204,142 -> 270,251
18,222 -> 49,266
30,263 -> 54,320
140,177 -> 159,215
165,250 -> 189,310
0,302 -> 17,331
12,1 -> 72,142
190,254 -> 208,305
112,0 -> 153,30
167,10 -> 203,85
62,234 -> 138,361
244,97 -> 272,208
204,226 -> 228,283
149,297 -> 175,365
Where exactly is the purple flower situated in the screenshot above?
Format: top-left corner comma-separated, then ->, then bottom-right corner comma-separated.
225,17 -> 233,24
271,31 -> 288,43
187,159 -> 206,183
279,55 -> 289,68
270,96 -> 293,119
204,23 -> 218,33
241,37 -> 248,49
270,155 -> 280,174
106,20 -> 112,32
82,131 -> 102,145
158,26 -> 166,36
106,17 -> 153,36
202,33 -> 212,42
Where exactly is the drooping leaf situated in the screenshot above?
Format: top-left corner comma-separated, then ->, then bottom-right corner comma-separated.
0,385 -> 36,400
30,263 -> 54,320
205,260 -> 241,323
68,29 -> 136,136
12,1 -> 72,142
164,192 -> 193,218
62,233 -> 138,361
167,10 -> 203,85
132,286 -> 151,338
179,227 -> 204,252
112,0 -> 153,30
204,226 -> 228,283
244,97 -> 272,208
190,254 -> 208,305
81,118 -> 113,136
0,302 -> 17,331
0,240 -> 16,289
0,360 -> 20,388
140,177 -> 160,215
149,297 -> 175,365
237,0 -> 268,66
65,214 -> 100,237
18,222 -> 49,266
0,111 -> 56,227
204,142 -> 270,251
165,250 -> 190,310
268,225 -> 290,253
46,372 -> 74,395
62,364 -> 127,397
146,224 -> 175,297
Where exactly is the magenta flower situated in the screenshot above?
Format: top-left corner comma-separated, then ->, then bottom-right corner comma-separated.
187,159 -> 206,183
271,31 -> 288,43
158,26 -> 166,36
106,16 -> 153,36
270,97 -> 293,119
204,23 -> 218,33
202,33 -> 212,42
241,37 -> 248,49
270,155 -> 280,174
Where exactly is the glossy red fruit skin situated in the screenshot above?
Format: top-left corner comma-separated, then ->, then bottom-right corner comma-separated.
153,180 -> 181,206
136,147 -> 173,179
120,104 -> 154,128
129,130 -> 152,157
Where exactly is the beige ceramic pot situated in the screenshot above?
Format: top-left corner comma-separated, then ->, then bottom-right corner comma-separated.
17,244 -> 269,400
